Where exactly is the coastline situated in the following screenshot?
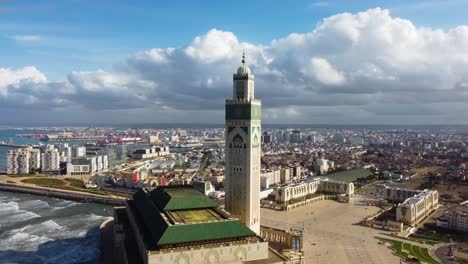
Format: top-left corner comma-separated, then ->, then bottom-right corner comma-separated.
0,183 -> 126,206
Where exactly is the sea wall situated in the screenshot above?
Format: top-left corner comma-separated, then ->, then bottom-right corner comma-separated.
0,183 -> 126,205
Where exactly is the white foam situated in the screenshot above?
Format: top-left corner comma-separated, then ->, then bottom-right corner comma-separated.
0,201 -> 41,226
0,201 -> 19,212
20,220 -> 62,235
0,193 -> 110,263
0,232 -> 52,251
21,199 -> 51,210
54,199 -> 79,208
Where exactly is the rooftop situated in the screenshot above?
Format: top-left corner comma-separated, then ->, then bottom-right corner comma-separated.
149,186 -> 219,211
130,186 -> 256,250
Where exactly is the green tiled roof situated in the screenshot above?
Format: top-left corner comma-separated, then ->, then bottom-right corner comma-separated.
149,186 -> 218,210
158,220 -> 255,245
132,187 -> 256,248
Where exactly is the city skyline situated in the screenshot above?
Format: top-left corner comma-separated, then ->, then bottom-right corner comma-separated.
2,1 -> 468,125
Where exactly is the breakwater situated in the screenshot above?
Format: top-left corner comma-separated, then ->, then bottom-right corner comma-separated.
0,183 -> 126,206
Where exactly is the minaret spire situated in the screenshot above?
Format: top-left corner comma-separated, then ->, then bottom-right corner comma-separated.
226,50 -> 261,234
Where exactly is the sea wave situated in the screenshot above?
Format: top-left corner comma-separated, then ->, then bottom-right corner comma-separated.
0,231 -> 53,251
0,201 -> 20,212
0,191 -> 111,264
20,199 -> 51,210
0,200 -> 41,227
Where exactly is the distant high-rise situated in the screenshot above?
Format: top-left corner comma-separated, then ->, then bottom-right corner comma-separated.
7,147 -> 41,174
71,146 -> 86,158
225,53 -> 261,234
41,145 -> 60,172
7,148 -> 30,174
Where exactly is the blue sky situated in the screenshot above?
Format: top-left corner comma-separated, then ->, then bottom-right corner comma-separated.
2,0 -> 468,80
1,0 -> 468,125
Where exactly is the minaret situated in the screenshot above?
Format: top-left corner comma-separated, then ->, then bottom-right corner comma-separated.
225,53 -> 261,234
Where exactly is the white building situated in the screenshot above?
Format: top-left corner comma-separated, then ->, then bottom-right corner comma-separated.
225,54 -> 261,234
71,146 -> 86,158
273,181 -> 320,203
66,159 -> 90,176
448,206 -> 468,233
383,186 -> 425,203
67,155 -> 108,176
41,145 -> 60,172
315,159 -> 330,174
97,155 -> 103,171
192,180 -> 215,196
260,169 -> 281,189
29,148 -> 41,170
317,179 -> 354,195
272,179 -> 354,204
396,189 -> 439,226
7,148 -> 30,174
148,135 -> 159,144
7,147 -> 42,174
131,146 -> 169,159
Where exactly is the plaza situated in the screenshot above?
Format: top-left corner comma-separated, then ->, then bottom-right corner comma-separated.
261,196 -> 401,264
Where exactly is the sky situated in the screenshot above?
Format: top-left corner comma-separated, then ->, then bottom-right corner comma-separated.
1,0 -> 468,125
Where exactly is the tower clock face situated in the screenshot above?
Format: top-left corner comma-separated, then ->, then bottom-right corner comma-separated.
234,137 -> 242,144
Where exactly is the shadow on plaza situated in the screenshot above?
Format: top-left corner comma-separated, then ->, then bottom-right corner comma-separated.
0,227 -> 101,264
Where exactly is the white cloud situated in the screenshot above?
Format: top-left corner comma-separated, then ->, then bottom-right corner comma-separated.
9,34 -> 41,43
2,8 -> 468,124
309,1 -> 330,8
305,57 -> 346,85
184,29 -> 240,63
0,66 -> 46,96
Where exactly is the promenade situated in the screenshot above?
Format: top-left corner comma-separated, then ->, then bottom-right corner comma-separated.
261,196 -> 400,264
0,182 -> 125,205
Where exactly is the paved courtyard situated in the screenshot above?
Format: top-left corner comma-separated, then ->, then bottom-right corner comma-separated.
261,195 -> 401,264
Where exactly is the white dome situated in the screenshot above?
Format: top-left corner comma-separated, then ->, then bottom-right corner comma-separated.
237,65 -> 251,75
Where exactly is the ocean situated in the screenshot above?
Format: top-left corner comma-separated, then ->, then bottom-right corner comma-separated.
0,191 -> 113,264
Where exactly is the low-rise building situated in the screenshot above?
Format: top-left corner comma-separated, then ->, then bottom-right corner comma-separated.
260,169 -> 281,189
66,159 -> 91,176
271,178 -> 354,204
383,186 -> 421,203
448,205 -> 468,233
192,180 -> 215,196
317,179 -> 354,195
280,167 -> 291,183
66,155 -> 108,176
396,189 -> 439,226
131,146 -> 169,159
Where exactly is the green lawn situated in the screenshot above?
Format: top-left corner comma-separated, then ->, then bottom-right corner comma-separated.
411,227 -> 468,243
406,237 -> 439,246
325,168 -> 373,183
377,237 -> 439,264
64,178 -> 84,188
21,177 -> 66,187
